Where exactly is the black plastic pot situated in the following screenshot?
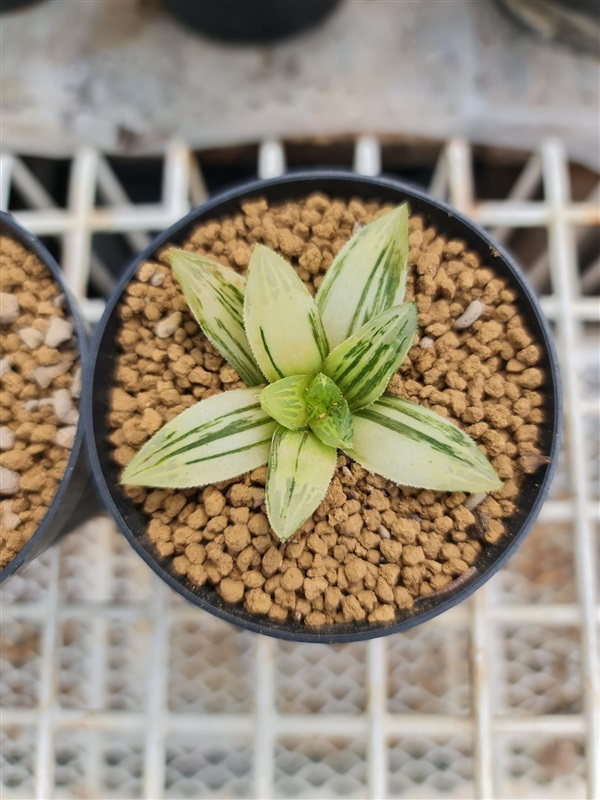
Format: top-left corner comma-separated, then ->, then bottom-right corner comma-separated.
0,212 -> 91,584
0,0 -> 47,13
85,172 -> 562,643
161,0 -> 341,44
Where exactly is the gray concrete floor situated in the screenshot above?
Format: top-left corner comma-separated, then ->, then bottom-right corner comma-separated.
1,0 -> 598,168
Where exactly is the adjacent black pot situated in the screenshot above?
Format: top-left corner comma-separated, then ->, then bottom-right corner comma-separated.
162,0 -> 341,43
0,0 -> 47,12
85,172 -> 562,643
0,212 -> 91,584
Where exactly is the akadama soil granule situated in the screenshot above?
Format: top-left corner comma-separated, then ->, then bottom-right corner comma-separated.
0,236 -> 80,568
107,194 -> 545,627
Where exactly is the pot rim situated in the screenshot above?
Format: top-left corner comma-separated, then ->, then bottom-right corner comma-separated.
84,170 -> 563,643
0,210 -> 88,584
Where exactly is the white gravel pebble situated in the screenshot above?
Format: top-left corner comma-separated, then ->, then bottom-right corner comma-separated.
0,293 -> 19,324
33,361 -> 70,389
1,508 -> 20,531
453,300 -> 484,330
18,326 -> 45,349
0,426 -> 15,450
44,317 -> 73,348
378,525 -> 391,539
464,492 -> 487,511
54,425 -> 76,449
150,272 -> 165,287
155,311 -> 182,339
53,388 -> 78,424
419,336 -> 434,349
70,367 -> 82,399
0,466 -> 19,495
0,357 -> 13,377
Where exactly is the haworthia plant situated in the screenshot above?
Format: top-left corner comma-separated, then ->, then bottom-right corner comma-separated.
122,204 -> 501,541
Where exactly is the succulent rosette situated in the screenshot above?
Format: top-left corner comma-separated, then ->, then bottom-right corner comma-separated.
122,205 -> 500,540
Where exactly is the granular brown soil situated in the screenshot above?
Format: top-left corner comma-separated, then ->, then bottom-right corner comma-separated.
107,194 -> 545,627
0,236 -> 80,568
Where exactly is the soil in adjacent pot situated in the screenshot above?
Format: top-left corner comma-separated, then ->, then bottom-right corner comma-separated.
107,194 -> 546,627
0,236 -> 81,568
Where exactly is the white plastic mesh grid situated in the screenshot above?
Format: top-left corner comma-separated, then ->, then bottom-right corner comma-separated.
0,137 -> 598,799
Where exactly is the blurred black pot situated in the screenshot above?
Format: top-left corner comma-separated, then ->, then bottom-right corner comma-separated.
0,212 -> 92,584
162,0 -> 341,43
0,0 -> 46,12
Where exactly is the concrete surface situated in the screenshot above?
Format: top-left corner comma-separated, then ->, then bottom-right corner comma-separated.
1,0 -> 598,168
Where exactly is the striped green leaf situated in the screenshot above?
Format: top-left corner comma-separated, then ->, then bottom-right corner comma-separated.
121,387 -> 276,488
323,302 -> 417,411
309,403 -> 353,450
259,375 -> 311,430
266,427 -> 337,540
345,394 -> 502,493
244,245 -> 329,383
305,373 -> 354,449
315,204 -> 409,349
168,249 -> 264,386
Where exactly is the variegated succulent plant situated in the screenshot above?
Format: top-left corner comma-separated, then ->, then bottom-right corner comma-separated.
122,205 -> 501,540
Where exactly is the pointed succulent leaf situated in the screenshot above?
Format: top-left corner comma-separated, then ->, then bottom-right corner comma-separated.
266,426 -> 337,540
168,249 -> 264,386
315,204 -> 409,349
323,302 -> 417,410
259,375 -> 311,430
305,372 -> 354,449
345,393 -> 502,493
121,387 -> 276,488
244,245 -> 329,383
309,402 -> 354,449
304,372 -> 344,418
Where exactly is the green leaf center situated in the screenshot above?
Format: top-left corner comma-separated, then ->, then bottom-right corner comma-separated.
258,375 -> 311,431
305,373 -> 354,449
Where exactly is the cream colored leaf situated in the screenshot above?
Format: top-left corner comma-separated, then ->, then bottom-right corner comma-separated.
345,394 -> 502,493
244,245 -> 329,383
168,249 -> 264,386
315,204 -> 409,349
266,427 -> 337,540
121,387 -> 276,488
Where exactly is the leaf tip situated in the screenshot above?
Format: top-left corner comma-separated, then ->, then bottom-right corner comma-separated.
248,242 -> 278,270
165,247 -> 189,271
486,474 -> 504,492
378,202 -> 409,235
270,519 -> 298,542
391,201 -> 409,221
166,248 -> 202,289
120,461 -> 138,486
